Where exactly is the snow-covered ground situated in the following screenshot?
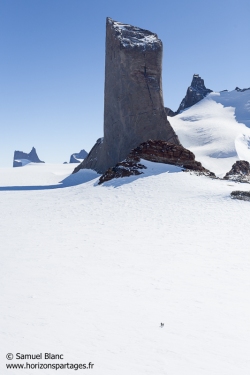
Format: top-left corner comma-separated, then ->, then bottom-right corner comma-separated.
169,89 -> 250,177
1,162 -> 250,374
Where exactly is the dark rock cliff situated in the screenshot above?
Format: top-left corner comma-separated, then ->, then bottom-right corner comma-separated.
74,18 -> 179,174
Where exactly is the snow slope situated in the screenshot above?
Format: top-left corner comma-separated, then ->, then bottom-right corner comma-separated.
1,163 -> 250,374
169,89 -> 250,177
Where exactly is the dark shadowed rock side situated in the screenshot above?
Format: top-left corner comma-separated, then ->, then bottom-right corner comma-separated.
166,74 -> 212,116
235,87 -> 250,92
74,17 -> 179,174
231,191 -> 250,201
164,107 -> 176,117
99,140 -> 214,184
13,147 -> 44,167
70,149 -> 88,163
177,74 -> 212,113
223,160 -> 250,183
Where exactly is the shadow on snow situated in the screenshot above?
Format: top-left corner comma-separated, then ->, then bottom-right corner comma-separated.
97,163 -> 183,188
0,170 -> 99,191
0,163 -> 183,191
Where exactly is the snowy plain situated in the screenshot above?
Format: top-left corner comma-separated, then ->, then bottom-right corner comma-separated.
1,160 -> 250,375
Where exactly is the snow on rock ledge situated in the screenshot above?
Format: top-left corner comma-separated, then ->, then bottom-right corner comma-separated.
109,17 -> 160,50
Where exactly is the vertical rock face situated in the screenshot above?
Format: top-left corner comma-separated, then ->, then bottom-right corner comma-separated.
75,18 -> 179,174
176,74 -> 212,114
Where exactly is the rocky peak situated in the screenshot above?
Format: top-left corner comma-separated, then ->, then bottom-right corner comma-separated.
29,147 -> 40,160
13,147 -> 44,167
223,160 -> 250,183
190,74 -> 207,90
176,74 -> 212,114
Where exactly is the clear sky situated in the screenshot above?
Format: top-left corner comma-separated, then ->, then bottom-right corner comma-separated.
0,0 -> 249,167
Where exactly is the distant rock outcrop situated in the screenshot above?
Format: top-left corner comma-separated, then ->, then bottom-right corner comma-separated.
73,17 -> 179,174
175,74 -> 212,114
99,140 -> 214,184
231,191 -> 250,201
235,87 -> 250,92
70,149 -> 88,163
13,147 -> 44,167
223,160 -> 250,183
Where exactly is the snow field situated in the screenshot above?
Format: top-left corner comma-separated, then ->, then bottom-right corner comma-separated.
0,163 -> 250,374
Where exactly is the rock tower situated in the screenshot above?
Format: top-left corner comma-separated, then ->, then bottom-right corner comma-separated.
74,18 -> 179,174
13,147 -> 44,167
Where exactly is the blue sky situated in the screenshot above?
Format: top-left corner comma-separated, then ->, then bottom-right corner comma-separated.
0,0 -> 249,167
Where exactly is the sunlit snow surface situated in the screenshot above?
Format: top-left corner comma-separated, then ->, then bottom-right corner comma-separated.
1,163 -> 250,374
169,89 -> 250,177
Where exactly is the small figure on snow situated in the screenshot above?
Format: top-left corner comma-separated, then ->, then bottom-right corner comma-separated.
160,323 -> 164,327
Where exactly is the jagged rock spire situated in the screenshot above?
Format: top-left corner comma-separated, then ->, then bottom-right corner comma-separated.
13,147 -> 44,167
176,74 -> 212,113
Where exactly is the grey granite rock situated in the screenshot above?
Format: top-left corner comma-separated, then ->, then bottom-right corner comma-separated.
74,18 -> 179,174
13,147 -> 44,167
